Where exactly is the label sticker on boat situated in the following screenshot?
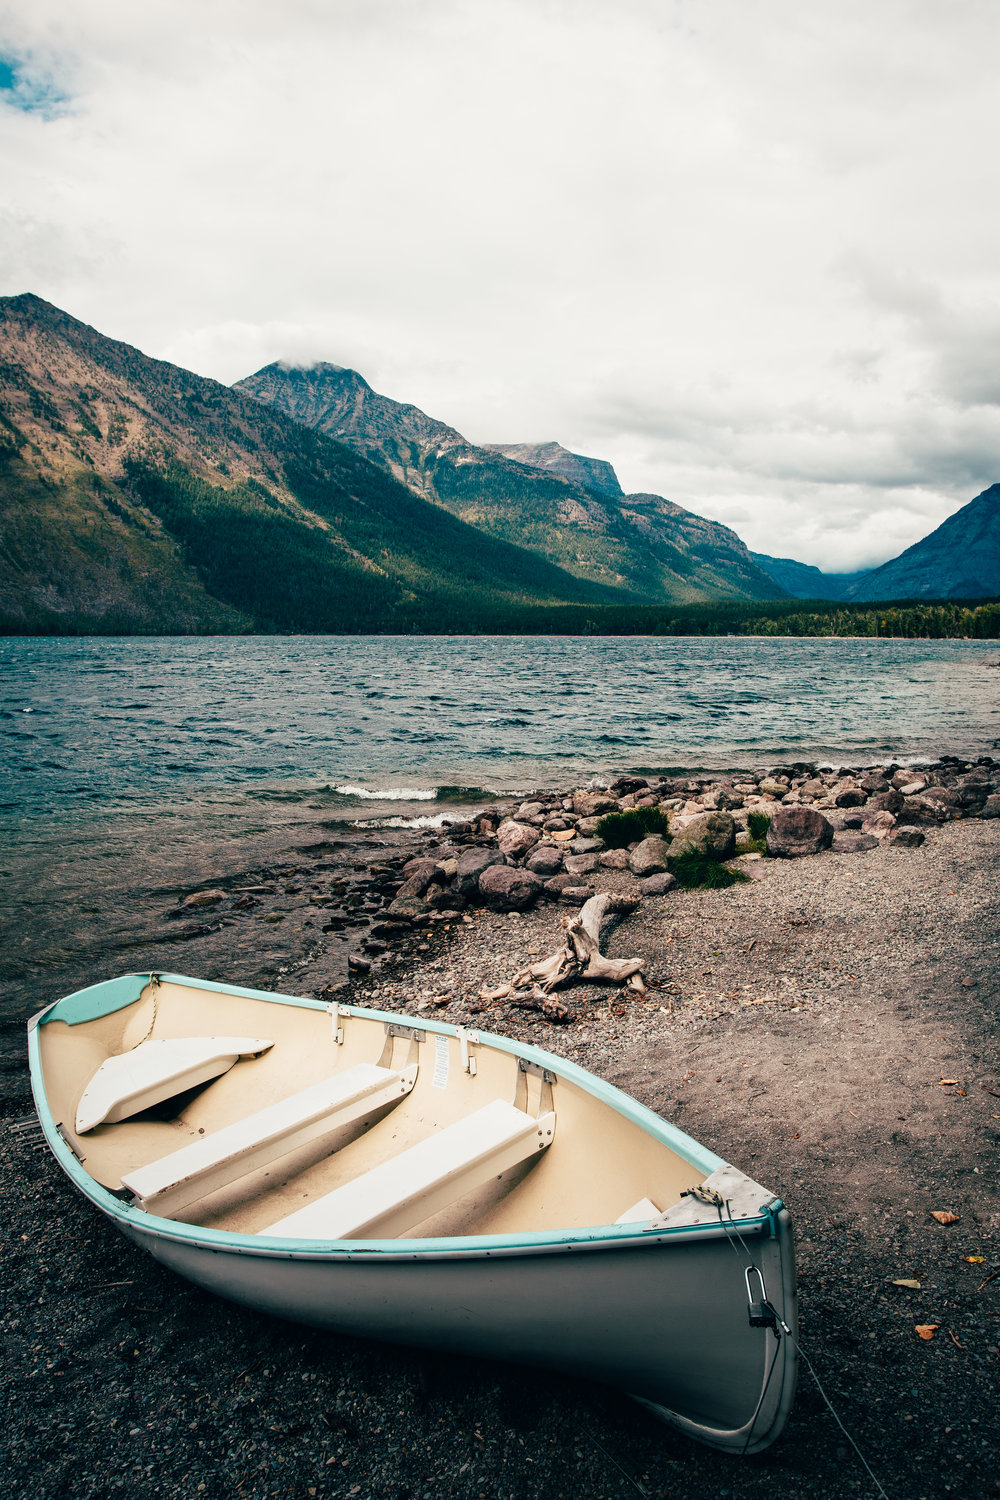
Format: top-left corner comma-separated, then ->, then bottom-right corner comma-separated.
432,1033 -> 450,1090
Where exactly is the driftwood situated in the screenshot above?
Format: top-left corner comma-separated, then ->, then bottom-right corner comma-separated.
485,892 -> 646,1008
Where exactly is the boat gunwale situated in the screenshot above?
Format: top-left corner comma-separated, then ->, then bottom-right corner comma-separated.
28,972 -> 781,1262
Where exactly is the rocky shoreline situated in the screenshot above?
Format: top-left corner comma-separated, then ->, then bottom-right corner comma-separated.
2,754 -> 999,1499
145,752 -> 1000,1023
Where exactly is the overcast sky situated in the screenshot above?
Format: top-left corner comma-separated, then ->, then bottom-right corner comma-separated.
1,0 -> 998,570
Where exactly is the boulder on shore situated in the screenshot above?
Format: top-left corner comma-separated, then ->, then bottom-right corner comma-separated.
477,864 -> 544,911
525,845 -> 564,876
765,806 -> 834,858
667,811 -> 736,863
886,825 -> 925,847
453,847 -> 505,899
496,820 -> 541,860
628,835 -> 671,876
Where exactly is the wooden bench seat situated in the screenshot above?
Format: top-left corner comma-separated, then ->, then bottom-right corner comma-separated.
266,1098 -> 556,1242
122,1061 -> 417,1217
75,1036 -> 274,1134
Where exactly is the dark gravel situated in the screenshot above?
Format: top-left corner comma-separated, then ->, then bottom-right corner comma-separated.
2,813 -> 998,1499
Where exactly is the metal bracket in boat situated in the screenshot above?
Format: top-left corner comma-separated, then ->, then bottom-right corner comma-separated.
382,1023 -> 426,1044
327,1001 -> 344,1044
514,1057 -> 557,1117
456,1027 -> 479,1076
377,1021 -> 426,1071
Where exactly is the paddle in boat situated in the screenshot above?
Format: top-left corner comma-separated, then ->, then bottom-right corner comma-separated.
27,970 -> 797,1453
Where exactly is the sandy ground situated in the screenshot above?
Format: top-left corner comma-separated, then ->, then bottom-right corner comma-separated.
2,820 -> 998,1500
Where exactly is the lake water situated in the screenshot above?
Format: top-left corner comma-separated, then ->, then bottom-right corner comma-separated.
2,634 -> 998,1024
4,635 -> 999,818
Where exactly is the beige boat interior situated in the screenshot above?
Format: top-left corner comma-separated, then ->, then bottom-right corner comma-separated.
38,979 -> 709,1240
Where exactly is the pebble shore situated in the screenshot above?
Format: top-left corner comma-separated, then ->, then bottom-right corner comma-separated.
2,755 -> 999,1499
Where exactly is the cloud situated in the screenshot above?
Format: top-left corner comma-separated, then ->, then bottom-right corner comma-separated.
0,0 -> 997,570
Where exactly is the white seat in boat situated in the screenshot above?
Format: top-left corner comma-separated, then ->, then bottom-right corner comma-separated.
121,1062 -> 418,1217
266,1098 -> 556,1242
615,1197 -> 660,1225
75,1036 -> 274,1134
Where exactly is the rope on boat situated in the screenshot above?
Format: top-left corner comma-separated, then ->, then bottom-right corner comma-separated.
133,973 -> 160,1048
712,1197 -> 891,1499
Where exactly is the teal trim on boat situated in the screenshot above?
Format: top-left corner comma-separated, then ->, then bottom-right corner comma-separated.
43,973 -> 152,1026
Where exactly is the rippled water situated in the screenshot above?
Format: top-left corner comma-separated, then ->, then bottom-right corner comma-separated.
1,634 -> 997,1022
4,635 -> 998,819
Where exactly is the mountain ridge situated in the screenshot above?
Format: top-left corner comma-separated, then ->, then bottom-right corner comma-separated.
844,485 -> 1000,601
235,361 -> 788,605
0,295 -> 632,633
750,553 -> 872,601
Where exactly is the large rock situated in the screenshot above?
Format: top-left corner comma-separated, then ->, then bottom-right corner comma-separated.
478,864 -> 544,911
543,873 -> 594,900
628,835 -> 671,876
598,848 -> 630,869
564,853 -> 599,876
556,884 -> 595,904
496,820 -> 540,860
897,795 -> 950,825
861,810 -> 897,838
886,825 -> 925,847
425,882 -> 464,910
699,783 -> 744,811
453,846 -> 505,899
387,893 -> 431,921
397,858 -> 444,896
525,845 -> 564,876
758,776 -> 789,798
638,871 -> 677,895
919,786 -> 962,812
393,871 -> 436,900
765,806 -> 834,858
831,832 -> 879,853
981,794 -> 1000,819
572,791 -> 618,817
866,788 -> 904,815
667,811 -> 736,863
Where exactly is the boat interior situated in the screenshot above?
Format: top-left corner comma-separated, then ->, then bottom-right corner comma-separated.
38,978 -> 709,1241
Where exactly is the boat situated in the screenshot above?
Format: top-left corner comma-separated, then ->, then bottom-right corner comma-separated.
27,970 -> 797,1453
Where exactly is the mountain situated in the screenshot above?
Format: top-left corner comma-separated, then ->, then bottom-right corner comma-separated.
751,553 -> 871,601
845,485 -> 1000,602
235,363 -> 787,605
485,441 -> 623,498
0,296 -> 637,634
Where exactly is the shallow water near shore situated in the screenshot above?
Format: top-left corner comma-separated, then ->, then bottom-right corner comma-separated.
2,633 -> 998,1023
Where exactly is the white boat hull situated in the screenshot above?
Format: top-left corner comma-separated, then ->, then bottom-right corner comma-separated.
119,1207 -> 795,1452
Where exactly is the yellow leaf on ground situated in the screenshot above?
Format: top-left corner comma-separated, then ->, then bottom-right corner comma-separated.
938,1079 -> 961,1086
915,1325 -> 940,1340
931,1211 -> 959,1225
892,1279 -> 922,1289
964,1256 -> 986,1264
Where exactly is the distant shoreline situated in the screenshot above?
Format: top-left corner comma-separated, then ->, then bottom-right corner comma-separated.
3,595 -> 1000,640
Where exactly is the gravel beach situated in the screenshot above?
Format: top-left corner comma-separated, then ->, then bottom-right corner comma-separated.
2,794 -> 998,1500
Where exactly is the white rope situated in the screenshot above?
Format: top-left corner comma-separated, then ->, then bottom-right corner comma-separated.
132,973 -> 159,1047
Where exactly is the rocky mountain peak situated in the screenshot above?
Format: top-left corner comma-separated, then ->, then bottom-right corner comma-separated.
485,440 -> 623,499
